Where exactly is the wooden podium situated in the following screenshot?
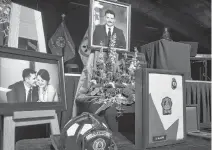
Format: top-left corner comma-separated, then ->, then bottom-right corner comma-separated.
3,110 -> 60,150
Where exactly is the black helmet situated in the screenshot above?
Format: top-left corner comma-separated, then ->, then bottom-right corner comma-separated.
51,112 -> 117,150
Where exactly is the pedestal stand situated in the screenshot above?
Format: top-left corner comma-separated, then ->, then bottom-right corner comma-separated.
3,110 -> 60,150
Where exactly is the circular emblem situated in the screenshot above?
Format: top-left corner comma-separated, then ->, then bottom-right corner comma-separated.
79,37 -> 91,57
171,78 -> 177,89
92,138 -> 106,150
56,36 -> 66,48
161,97 -> 172,115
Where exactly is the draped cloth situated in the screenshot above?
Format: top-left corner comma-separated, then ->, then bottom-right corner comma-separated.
72,51 -> 96,118
185,80 -> 211,124
140,39 -> 191,79
59,74 -> 80,128
72,50 -> 119,131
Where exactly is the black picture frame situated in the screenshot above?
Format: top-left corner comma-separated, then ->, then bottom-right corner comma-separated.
135,68 -> 186,149
0,46 -> 66,115
89,0 -> 131,51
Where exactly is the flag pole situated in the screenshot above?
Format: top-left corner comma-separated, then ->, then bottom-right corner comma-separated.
61,14 -> 66,60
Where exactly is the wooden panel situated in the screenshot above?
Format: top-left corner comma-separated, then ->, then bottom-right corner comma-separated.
13,110 -> 55,120
3,110 -> 60,150
3,116 -> 15,150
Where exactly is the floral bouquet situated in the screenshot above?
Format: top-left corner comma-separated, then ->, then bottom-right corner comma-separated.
78,34 -> 141,117
75,34 -> 142,117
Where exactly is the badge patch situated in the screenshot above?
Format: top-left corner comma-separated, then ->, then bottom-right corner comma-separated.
79,37 -> 91,57
92,138 -> 106,150
56,36 -> 66,48
161,97 -> 172,115
171,78 -> 177,89
85,131 -> 111,141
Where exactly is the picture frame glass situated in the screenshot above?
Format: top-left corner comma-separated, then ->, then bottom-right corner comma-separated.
90,0 -> 130,51
0,47 -> 66,114
0,57 -> 61,103
148,73 -> 184,144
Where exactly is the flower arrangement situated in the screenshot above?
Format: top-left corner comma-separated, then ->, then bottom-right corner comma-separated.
84,34 -> 142,116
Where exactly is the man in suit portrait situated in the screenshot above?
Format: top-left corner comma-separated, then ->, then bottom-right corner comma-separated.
6,68 -> 38,103
93,9 -> 126,49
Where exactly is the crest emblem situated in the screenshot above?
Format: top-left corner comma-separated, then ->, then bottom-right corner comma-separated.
79,37 -> 91,57
171,78 -> 177,89
161,97 -> 172,115
92,138 -> 106,150
56,36 -> 66,48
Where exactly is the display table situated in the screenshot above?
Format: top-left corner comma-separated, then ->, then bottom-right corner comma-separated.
140,39 -> 191,79
77,101 -> 135,132
15,134 -> 210,150
2,75 -> 210,150
71,78 -> 211,133
185,80 -> 211,125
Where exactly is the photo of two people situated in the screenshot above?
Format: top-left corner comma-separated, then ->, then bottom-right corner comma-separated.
0,57 -> 60,103
6,68 -> 59,103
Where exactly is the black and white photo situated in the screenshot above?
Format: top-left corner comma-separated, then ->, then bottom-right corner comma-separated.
89,0 -> 131,51
0,47 -> 66,114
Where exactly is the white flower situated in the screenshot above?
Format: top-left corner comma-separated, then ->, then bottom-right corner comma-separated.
90,80 -> 97,85
108,81 -> 115,88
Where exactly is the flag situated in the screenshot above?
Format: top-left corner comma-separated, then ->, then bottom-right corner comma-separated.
78,29 -> 91,66
72,52 -> 95,117
48,21 -> 75,62
78,2 -> 102,66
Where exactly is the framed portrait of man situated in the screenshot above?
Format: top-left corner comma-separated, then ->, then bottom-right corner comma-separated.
89,0 -> 131,51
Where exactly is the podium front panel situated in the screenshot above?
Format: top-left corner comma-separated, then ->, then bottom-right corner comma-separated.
135,69 -> 186,149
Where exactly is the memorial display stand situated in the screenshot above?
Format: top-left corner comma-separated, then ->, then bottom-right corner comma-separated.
135,68 -> 186,149
3,110 -> 60,150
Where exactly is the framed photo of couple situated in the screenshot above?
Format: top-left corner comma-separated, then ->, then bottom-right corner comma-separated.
0,46 -> 66,114
89,0 -> 131,51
